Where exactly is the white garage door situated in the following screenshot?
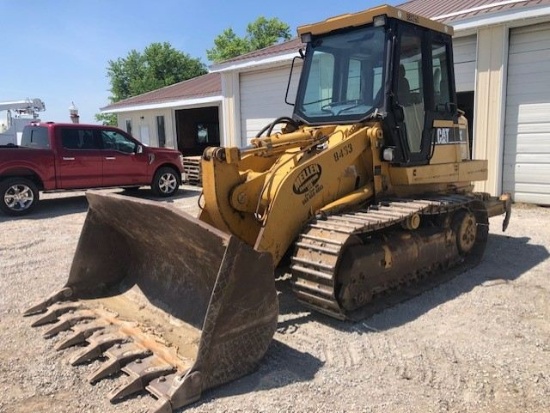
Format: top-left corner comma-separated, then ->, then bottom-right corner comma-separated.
453,35 -> 477,92
504,23 -> 550,205
240,65 -> 301,146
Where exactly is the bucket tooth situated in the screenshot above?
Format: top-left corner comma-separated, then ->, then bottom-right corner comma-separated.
146,370 -> 202,413
146,372 -> 184,413
150,399 -> 173,413
88,342 -> 152,384
108,356 -> 176,402
30,302 -> 82,327
55,320 -> 111,350
24,287 -> 74,316
43,310 -> 97,338
69,331 -> 127,366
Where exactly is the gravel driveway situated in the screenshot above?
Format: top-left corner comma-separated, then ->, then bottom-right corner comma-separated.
1,188 -> 549,413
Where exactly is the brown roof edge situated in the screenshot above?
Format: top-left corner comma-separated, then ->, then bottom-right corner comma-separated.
210,38 -> 304,70
397,0 -> 550,24
101,72 -> 222,111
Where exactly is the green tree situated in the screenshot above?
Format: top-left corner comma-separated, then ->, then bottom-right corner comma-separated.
107,42 -> 207,101
207,17 -> 291,63
207,28 -> 251,63
95,112 -> 117,126
97,42 -> 207,123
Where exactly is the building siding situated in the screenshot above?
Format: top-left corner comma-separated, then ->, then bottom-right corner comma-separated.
503,22 -> 550,204
239,65 -> 301,145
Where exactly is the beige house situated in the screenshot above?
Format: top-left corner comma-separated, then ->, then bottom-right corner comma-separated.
102,0 -> 550,204
101,73 -> 222,156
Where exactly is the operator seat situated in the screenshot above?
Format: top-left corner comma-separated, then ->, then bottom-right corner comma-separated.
397,64 -> 411,105
398,64 -> 423,153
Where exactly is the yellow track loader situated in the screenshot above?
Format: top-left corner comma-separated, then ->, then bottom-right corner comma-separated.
25,5 -> 511,412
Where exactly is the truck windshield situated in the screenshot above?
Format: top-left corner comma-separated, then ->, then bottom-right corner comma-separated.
295,25 -> 386,124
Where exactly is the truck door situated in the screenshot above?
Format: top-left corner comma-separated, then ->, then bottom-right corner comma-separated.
99,129 -> 149,186
55,127 -> 103,188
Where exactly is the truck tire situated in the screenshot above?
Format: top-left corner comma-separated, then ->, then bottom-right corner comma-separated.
151,167 -> 180,197
0,177 -> 39,216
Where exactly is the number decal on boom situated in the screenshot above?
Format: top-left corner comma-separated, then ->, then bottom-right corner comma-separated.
334,143 -> 353,162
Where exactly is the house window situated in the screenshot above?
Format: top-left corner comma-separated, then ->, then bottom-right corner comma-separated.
156,116 -> 166,147
125,119 -> 132,136
196,123 -> 220,145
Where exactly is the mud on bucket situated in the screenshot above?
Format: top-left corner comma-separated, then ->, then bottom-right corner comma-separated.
25,192 -> 279,413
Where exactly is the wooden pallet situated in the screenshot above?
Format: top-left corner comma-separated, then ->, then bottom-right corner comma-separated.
182,156 -> 202,186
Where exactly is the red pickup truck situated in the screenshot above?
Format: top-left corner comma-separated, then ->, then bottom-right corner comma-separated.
0,122 -> 185,216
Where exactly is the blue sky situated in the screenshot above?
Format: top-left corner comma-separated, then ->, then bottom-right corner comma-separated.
1,0 -> 401,124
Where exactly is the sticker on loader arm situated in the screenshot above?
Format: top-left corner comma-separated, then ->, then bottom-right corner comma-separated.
293,164 -> 324,205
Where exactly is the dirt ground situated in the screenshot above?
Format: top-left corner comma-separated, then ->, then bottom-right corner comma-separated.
0,188 -> 549,413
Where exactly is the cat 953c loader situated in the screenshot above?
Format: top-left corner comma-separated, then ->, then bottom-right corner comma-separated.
26,5 -> 511,412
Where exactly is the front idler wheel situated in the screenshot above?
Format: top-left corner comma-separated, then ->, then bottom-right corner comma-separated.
453,210 -> 477,255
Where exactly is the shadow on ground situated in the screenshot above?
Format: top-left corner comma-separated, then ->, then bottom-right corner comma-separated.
182,339 -> 323,411
276,232 -> 549,334
0,186 -> 201,222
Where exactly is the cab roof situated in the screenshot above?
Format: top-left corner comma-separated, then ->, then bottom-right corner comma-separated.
297,4 -> 453,37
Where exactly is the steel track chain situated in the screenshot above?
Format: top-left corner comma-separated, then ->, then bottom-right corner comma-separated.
290,194 -> 483,320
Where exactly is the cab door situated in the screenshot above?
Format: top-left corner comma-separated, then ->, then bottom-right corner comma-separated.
392,24 -> 462,166
99,129 -> 149,186
55,127 -> 103,188
426,34 -> 465,162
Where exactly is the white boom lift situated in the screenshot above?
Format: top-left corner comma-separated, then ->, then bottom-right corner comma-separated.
0,98 -> 46,145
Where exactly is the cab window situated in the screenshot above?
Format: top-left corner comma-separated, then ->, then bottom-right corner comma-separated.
432,40 -> 451,109
60,128 -> 100,150
101,130 -> 137,153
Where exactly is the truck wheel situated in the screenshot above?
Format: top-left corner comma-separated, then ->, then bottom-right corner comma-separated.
0,178 -> 39,216
151,167 -> 180,197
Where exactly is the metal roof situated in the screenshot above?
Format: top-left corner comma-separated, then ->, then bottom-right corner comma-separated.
101,72 -> 221,112
398,0 -> 550,23
214,38 -> 303,67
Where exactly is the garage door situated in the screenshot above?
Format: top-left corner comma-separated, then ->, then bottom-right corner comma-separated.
504,23 -> 550,205
453,35 -> 477,92
240,65 -> 301,146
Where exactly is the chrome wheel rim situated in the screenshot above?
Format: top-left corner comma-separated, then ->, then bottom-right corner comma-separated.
158,173 -> 177,194
4,183 -> 34,212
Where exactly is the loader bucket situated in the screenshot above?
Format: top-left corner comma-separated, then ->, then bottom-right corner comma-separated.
24,192 -> 279,413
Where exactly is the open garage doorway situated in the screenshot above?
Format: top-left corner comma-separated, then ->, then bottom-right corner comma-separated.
457,91 -> 474,157
175,106 -> 220,156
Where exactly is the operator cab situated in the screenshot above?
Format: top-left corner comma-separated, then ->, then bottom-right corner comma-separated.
293,6 -> 464,166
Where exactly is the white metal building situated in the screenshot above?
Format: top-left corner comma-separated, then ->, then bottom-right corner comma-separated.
103,0 -> 550,204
